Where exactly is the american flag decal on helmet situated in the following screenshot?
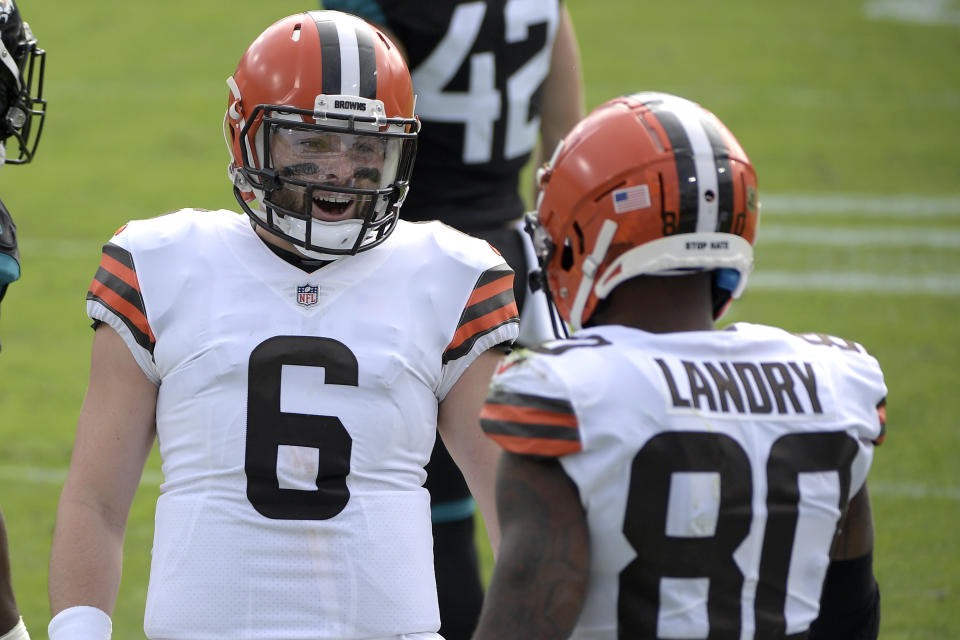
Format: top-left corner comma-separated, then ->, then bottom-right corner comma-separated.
313,12 -> 378,99
481,389 -> 581,456
87,242 -> 156,354
443,262 -> 519,364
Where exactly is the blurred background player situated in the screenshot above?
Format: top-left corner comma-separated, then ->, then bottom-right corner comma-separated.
0,0 -> 45,352
1,509 -> 29,640
474,92 -> 884,639
0,2 -> 45,639
318,2 -> 584,636
47,11 -> 517,640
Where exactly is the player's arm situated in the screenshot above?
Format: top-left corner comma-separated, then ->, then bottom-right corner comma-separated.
0,508 -> 26,638
809,484 -> 881,640
535,6 -> 585,183
437,348 -> 505,552
47,324 -> 158,640
0,200 -> 22,354
471,451 -> 589,640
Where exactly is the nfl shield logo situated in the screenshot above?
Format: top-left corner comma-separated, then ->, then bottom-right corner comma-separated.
297,284 -> 319,307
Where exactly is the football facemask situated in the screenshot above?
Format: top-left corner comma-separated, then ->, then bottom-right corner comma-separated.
0,0 -> 46,165
224,11 -> 418,260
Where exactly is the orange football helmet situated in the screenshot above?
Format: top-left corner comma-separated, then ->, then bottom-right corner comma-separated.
223,11 -> 419,259
529,92 -> 759,331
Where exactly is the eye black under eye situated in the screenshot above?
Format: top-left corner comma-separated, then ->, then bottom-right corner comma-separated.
280,163 -> 320,177
354,167 -> 381,181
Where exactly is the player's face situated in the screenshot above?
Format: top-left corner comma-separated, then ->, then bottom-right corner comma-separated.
269,128 -> 388,222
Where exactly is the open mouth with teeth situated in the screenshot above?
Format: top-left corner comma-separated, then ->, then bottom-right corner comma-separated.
312,192 -> 354,219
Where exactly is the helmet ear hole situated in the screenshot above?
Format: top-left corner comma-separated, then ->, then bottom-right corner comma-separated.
572,222 -> 585,253
560,237 -> 574,271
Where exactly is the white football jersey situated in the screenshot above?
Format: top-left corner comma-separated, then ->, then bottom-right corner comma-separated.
481,322 -> 886,639
86,209 -> 519,640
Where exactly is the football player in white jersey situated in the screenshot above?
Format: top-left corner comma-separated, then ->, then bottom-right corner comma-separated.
47,11 -> 518,640
0,1 -> 45,638
473,92 -> 885,639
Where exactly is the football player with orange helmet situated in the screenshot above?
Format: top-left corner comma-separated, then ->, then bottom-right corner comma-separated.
529,91 -> 757,333
223,10 -> 418,260
474,92 -> 884,639
48,11 -> 518,640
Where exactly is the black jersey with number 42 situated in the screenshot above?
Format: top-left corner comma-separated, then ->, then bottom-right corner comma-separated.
326,0 -> 562,228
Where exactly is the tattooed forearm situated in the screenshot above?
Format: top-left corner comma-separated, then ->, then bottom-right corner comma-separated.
472,453 -> 590,639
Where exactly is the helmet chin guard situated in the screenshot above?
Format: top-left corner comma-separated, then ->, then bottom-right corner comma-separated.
243,185 -> 400,262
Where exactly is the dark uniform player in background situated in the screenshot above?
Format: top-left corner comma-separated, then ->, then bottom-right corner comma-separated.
474,92 -> 884,639
1,507 -> 30,640
0,0 -> 45,351
0,1 -> 46,639
319,2 -> 584,637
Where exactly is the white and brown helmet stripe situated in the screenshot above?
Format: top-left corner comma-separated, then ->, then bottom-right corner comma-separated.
312,11 -> 379,100
631,91 -> 741,235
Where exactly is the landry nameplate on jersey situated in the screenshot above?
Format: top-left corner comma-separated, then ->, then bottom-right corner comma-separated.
654,356 -> 824,417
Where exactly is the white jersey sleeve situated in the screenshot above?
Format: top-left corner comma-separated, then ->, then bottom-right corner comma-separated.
85,219 -> 162,385
481,322 -> 887,639
424,222 -> 520,399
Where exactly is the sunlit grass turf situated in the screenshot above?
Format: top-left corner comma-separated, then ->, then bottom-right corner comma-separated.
1,1 -> 958,638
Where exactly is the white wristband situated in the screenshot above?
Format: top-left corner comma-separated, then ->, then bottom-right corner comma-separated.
0,617 -> 30,640
48,606 -> 111,640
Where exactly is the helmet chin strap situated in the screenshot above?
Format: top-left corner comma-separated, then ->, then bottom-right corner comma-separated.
569,219 -> 619,331
223,76 -> 249,189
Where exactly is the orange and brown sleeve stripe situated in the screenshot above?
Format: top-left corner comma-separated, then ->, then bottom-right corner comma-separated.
86,242 -> 156,354
443,262 -> 519,364
481,388 -> 581,457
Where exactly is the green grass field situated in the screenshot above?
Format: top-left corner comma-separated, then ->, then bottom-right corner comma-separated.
1,0 -> 958,637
